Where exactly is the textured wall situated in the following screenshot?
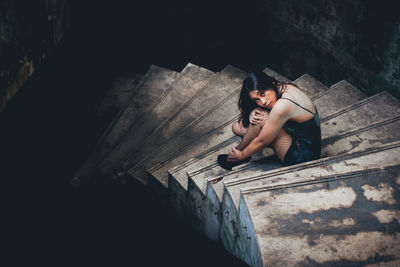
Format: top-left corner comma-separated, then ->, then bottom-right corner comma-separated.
0,0 -> 88,112
256,0 -> 400,97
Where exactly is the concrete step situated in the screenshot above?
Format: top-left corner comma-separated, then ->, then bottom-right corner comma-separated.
221,139 -> 400,257
96,63 -> 216,177
292,74 -> 329,96
71,65 -> 179,182
312,80 -> 366,118
262,67 -> 291,83
236,140 -> 400,200
238,156 -> 400,266
126,65 -> 247,184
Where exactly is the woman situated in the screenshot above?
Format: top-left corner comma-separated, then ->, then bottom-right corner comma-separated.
217,71 -> 321,170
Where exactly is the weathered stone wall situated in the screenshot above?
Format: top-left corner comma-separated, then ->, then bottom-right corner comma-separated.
0,0 -> 88,112
257,0 -> 400,97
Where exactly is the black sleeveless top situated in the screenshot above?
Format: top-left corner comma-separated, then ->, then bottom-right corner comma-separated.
281,98 -> 321,165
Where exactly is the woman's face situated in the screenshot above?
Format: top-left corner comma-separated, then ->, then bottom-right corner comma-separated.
249,89 -> 277,109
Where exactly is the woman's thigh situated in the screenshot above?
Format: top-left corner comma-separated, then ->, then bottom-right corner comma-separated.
271,128 -> 292,162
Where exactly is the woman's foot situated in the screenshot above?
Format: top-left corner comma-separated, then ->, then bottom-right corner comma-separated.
217,154 -> 251,171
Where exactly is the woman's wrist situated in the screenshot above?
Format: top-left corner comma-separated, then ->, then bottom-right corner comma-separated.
241,150 -> 245,160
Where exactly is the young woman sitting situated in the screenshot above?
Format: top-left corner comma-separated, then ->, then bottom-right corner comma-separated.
217,71 -> 321,170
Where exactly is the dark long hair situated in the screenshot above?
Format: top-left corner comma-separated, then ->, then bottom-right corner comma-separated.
238,71 -> 282,127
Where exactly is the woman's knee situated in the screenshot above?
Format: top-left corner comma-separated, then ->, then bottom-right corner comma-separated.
232,120 -> 247,137
251,108 -> 269,127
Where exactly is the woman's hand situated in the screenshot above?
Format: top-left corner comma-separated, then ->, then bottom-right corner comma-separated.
228,147 -> 245,162
250,108 -> 266,125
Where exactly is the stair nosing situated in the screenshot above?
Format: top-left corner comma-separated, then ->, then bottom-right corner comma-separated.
320,91 -> 389,123
224,140 -> 400,187
240,166 -> 399,195
322,115 -> 400,144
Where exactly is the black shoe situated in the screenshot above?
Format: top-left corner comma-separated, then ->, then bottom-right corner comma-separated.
217,154 -> 251,171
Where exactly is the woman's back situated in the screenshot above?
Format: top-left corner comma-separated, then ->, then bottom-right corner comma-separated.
278,84 -> 316,123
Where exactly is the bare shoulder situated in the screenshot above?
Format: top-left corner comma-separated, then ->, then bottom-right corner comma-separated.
270,99 -> 292,120
285,83 -> 312,99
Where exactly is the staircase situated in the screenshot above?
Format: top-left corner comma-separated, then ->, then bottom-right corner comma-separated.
73,63 -> 400,266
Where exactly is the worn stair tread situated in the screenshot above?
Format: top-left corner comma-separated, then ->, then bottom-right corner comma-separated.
127,65 -> 247,184
220,141 -> 400,264
262,67 -> 291,83
72,65 -> 177,180
240,165 -> 400,266
312,80 -> 366,118
226,140 -> 400,210
97,63 -> 216,176
292,74 -> 329,96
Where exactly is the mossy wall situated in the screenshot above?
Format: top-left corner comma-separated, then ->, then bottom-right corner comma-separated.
0,0 -> 88,112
